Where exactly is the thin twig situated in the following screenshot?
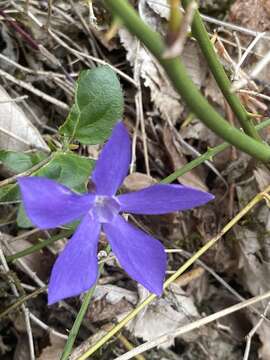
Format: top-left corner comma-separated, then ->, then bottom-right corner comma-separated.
0,125 -> 49,153
48,29 -> 137,86
130,110 -> 140,173
238,89 -> 270,103
168,249 -> 268,319
7,228 -> 40,244
46,0 -> 53,30
0,69 -> 69,110
0,95 -> 28,103
146,0 -> 270,40
11,90 -> 58,133
0,53 -> 75,79
0,286 -> 47,320
3,239 -> 46,288
233,49 -> 270,91
0,246 -> 35,359
243,301 -> 270,360
234,32 -> 266,80
10,2 -> 136,86
164,113 -> 227,187
114,291 -> 270,360
0,9 -> 38,49
29,312 -> 68,340
134,39 -> 150,175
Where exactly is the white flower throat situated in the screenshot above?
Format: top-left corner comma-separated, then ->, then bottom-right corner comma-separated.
90,195 -> 120,223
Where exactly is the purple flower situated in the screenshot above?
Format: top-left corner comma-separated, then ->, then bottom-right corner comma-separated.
18,122 -> 214,304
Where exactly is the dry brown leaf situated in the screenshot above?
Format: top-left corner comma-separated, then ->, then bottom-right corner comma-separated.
229,0 -> 270,34
145,0 -> 170,19
90,283 -> 199,348
13,335 -> 31,360
0,24 -> 18,74
127,284 -> 199,347
144,0 -> 207,88
119,1 -> 207,124
234,223 -> 270,360
38,334 -> 66,360
0,86 -> 49,152
70,329 -> 108,360
1,232 -> 51,280
88,285 -> 137,323
120,27 -> 182,123
180,117 -> 220,148
122,172 -> 156,192
229,0 -> 270,84
254,167 -> 270,191
93,284 -> 137,305
253,33 -> 270,83
163,126 -> 208,191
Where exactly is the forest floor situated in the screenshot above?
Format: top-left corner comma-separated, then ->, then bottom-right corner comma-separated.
1,1 -> 270,359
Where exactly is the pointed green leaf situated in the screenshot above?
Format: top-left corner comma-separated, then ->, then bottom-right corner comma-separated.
35,152 -> 94,192
60,66 -> 124,144
0,150 -> 46,174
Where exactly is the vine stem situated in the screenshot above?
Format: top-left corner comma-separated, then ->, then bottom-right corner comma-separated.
104,0 -> 270,162
181,0 -> 261,141
77,183 -> 270,360
161,117 -> 270,184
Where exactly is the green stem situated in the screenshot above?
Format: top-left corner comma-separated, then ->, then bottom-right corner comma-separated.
60,287 -> 95,360
104,0 -> 270,162
161,117 -> 270,184
181,0 -> 261,141
6,229 -> 73,263
168,0 -> 182,34
161,143 -> 228,184
60,246 -> 110,360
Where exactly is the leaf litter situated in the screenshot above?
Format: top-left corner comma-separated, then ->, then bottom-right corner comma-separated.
0,0 -> 270,359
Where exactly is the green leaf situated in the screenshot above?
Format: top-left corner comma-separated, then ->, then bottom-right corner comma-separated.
17,204 -> 33,228
0,184 -> 20,203
60,66 -> 124,144
0,150 -> 46,174
35,152 -> 94,192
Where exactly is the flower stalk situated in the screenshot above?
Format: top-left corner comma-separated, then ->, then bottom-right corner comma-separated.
104,0 -> 270,162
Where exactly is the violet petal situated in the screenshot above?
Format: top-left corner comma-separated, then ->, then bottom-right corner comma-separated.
104,215 -> 166,295
48,214 -> 100,304
92,121 -> 131,196
18,176 -> 94,229
117,184 -> 214,215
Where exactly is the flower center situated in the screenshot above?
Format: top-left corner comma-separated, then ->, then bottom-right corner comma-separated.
91,195 -> 120,223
